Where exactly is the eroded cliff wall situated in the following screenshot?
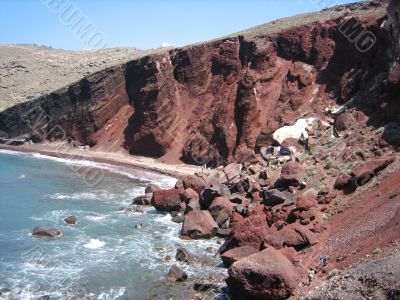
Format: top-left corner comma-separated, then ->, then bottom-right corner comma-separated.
0,0 -> 394,165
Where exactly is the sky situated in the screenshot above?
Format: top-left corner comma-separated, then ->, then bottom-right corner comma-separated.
0,0 -> 361,51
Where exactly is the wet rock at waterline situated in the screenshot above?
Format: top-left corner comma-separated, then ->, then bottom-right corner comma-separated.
167,265 -> 188,282
32,226 -> 63,238
63,215 -> 77,225
151,189 -> 182,212
181,211 -> 219,239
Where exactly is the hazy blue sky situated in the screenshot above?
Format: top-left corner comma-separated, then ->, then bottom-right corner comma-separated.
0,0 -> 360,50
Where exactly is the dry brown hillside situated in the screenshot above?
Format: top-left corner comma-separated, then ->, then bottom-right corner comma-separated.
0,44 -> 171,111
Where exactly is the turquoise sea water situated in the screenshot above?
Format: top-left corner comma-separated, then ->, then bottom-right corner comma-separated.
0,150 -> 224,300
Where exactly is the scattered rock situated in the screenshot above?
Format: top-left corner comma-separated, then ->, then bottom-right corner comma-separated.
317,187 -> 337,204
153,247 -> 167,253
263,224 -> 318,251
226,247 -> 299,300
180,188 -> 199,203
32,226 -> 62,238
151,189 -> 182,212
181,175 -> 207,194
172,214 -> 185,223
335,111 -> 357,131
276,161 -> 305,188
381,122 -> 400,146
145,184 -> 161,193
334,175 -> 352,189
220,205 -> 269,253
224,163 -> 243,183
167,265 -> 188,282
63,215 -> 77,225
296,195 -> 317,210
217,228 -> 232,238
335,157 -> 395,190
132,195 -> 151,206
176,247 -> 194,263
208,196 -> 234,226
263,189 -> 294,207
221,246 -> 259,267
181,211 -> 219,239
351,157 -> 395,185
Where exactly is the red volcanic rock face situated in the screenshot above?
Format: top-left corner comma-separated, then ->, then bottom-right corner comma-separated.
0,3 -> 393,166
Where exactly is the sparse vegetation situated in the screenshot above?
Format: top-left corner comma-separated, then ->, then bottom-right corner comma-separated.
324,160 -> 335,170
328,269 -> 342,279
371,284 -> 382,293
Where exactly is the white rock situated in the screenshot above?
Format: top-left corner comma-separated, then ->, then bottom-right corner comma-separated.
272,118 -> 316,144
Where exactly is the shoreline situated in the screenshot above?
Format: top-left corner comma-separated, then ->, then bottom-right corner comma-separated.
0,143 -> 203,179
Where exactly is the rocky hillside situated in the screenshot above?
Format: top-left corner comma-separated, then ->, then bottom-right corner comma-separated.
1,0 -> 399,299
0,0 -> 395,165
0,44 -> 173,112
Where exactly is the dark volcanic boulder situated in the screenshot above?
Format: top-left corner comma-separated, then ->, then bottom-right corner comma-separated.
167,265 -> 188,282
176,247 -> 195,263
132,195 -> 151,205
221,246 -> 259,267
335,158 -> 395,190
151,189 -> 182,212
275,161 -> 305,188
181,211 -> 219,239
334,174 -> 352,189
350,157 -> 395,186
263,189 -> 294,207
226,247 -> 299,300
208,196 -> 234,226
32,226 -> 63,238
63,216 -> 77,225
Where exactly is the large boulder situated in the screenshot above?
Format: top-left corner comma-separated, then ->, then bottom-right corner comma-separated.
181,188 -> 201,213
263,224 -> 318,251
275,161 -> 305,188
221,246 -> 259,267
181,175 -> 207,194
263,189 -> 294,207
224,163 -> 243,184
32,226 -> 63,238
350,157 -> 395,186
181,211 -> 219,239
151,189 -> 182,212
334,111 -> 368,132
208,196 -> 234,227
226,247 -> 299,300
220,205 -> 269,253
334,157 -> 395,190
